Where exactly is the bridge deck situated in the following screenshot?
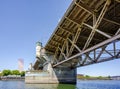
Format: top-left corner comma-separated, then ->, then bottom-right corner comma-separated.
45,0 -> 119,53
43,0 -> 120,67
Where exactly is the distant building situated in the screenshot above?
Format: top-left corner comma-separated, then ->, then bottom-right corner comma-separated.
77,74 -> 84,77
77,74 -> 84,79
110,76 -> 120,80
18,59 -> 24,72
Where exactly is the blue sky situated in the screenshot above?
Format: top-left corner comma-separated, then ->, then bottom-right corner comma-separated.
0,0 -> 120,76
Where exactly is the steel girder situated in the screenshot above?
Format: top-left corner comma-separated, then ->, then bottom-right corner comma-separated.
53,33 -> 120,68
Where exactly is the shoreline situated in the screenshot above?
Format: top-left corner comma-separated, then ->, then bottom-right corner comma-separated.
0,77 -> 25,81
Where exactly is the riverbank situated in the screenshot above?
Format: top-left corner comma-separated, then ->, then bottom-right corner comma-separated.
77,74 -> 115,80
0,76 -> 25,80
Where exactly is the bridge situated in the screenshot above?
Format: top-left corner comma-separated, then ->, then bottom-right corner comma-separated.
25,0 -> 120,84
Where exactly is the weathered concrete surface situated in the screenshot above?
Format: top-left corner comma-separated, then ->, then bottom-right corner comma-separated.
25,64 -> 76,84
25,76 -> 59,84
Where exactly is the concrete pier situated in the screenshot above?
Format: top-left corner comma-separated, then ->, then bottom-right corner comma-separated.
25,42 -> 76,84
25,64 -> 76,84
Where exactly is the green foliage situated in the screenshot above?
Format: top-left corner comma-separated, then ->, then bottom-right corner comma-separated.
20,71 -> 25,76
1,70 -> 26,76
1,69 -> 26,76
2,70 -> 11,76
77,74 -> 111,80
12,70 -> 20,75
85,75 -> 90,78
98,76 -> 103,79
0,73 -> 3,76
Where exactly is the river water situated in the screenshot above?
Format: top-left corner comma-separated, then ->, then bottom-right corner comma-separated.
0,80 -> 120,89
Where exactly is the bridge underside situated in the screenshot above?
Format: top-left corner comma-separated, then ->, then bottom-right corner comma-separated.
45,0 -> 120,68
26,0 -> 120,84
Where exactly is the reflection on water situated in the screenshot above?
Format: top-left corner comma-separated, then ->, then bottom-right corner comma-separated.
77,80 -> 120,89
0,80 -> 120,89
25,84 -> 58,89
0,80 -> 25,89
25,83 -> 76,89
57,84 -> 76,89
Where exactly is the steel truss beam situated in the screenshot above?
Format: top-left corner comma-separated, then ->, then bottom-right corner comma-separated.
116,51 -> 120,57
68,27 -> 81,57
115,0 -> 120,3
53,47 -> 59,63
51,39 -> 61,44
67,38 -> 94,62
115,28 -> 120,35
103,18 -> 120,26
74,1 -> 120,26
58,40 -> 67,61
74,1 -> 93,14
94,46 -> 107,62
83,23 -> 112,38
77,56 -> 120,67
53,34 -> 120,67
77,44 -> 120,68
47,44 -> 57,48
67,38 -> 81,52
68,0 -> 120,43
83,0 -> 111,50
57,32 -> 70,62
54,34 -> 66,40
80,35 -> 103,42
65,17 -> 80,26
66,39 -> 69,57
58,26 -> 73,35
58,47 -> 67,60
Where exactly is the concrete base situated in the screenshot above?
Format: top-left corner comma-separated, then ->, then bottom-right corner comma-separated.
25,66 -> 76,84
28,45 -> 77,84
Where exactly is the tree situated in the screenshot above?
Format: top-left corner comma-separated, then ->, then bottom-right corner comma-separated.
0,73 -> 3,76
98,76 -> 103,79
20,71 -> 25,76
108,75 -> 111,79
2,70 -> 11,76
85,75 -> 90,79
12,70 -> 20,75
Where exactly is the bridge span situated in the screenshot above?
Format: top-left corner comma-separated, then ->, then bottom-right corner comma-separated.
25,0 -> 120,84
